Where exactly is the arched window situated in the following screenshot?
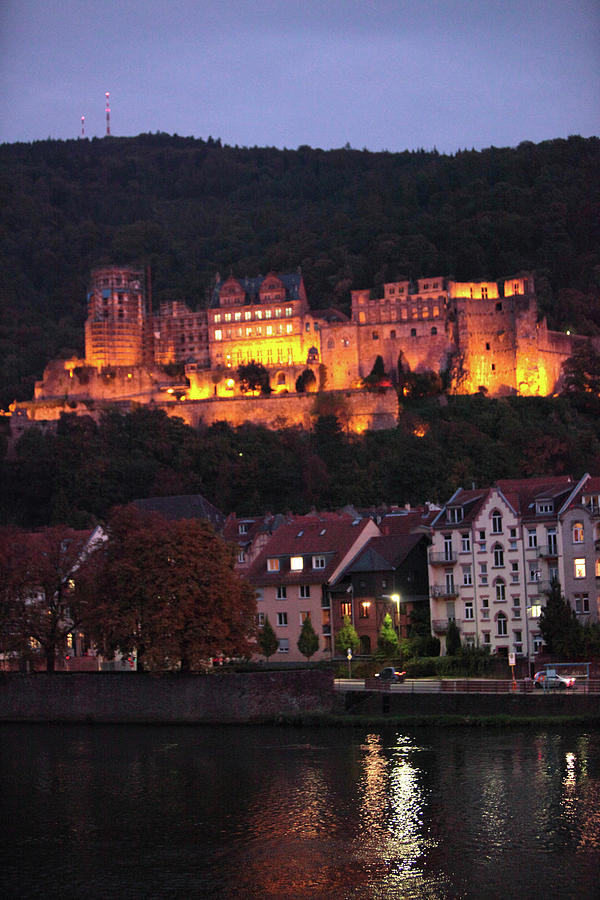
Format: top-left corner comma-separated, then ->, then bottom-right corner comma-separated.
496,612 -> 508,636
491,510 -> 503,534
327,338 -> 335,349
277,372 -> 286,385
495,579 -> 506,602
493,544 -> 504,568
431,326 -> 437,335
573,521 -> 584,543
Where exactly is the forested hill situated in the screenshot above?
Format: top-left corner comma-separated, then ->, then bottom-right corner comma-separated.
0,133 -> 599,408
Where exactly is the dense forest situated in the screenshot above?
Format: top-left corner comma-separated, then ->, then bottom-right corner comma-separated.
0,133 -> 599,410
2,393 -> 600,530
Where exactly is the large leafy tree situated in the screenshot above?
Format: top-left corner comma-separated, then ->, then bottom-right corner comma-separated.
0,525 -> 102,671
237,362 -> 271,395
94,505 -> 256,671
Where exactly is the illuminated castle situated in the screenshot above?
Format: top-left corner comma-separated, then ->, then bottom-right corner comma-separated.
22,264 -> 587,431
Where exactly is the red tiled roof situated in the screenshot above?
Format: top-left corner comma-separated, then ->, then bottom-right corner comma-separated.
246,513 -> 375,586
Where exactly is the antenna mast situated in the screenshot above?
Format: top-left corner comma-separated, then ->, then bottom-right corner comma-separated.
105,92 -> 111,136
81,115 -> 85,139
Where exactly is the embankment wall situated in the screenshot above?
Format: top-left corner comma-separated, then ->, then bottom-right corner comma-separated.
0,670 -> 335,724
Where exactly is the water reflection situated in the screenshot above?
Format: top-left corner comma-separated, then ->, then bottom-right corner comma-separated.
1,725 -> 600,899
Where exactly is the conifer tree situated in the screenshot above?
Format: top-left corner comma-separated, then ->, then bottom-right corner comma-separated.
258,616 -> 278,660
297,615 -> 319,660
377,612 -> 399,657
335,614 -> 360,656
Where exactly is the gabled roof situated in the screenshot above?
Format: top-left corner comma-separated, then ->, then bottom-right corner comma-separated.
246,513 -> 375,586
379,507 -> 437,534
431,488 -> 488,529
347,533 -> 425,574
211,272 -> 305,306
222,512 -> 291,546
496,476 -> 575,519
133,494 -> 224,531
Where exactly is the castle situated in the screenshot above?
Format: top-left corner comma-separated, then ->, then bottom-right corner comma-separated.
11,265 -> 587,433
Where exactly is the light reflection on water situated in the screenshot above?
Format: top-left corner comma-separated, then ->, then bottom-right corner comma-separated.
1,725 -> 600,899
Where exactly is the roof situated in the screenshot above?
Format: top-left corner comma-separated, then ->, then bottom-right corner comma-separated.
379,507 -> 437,534
347,533 -> 426,573
246,513 -> 376,586
431,488 -> 488,529
133,494 -> 224,531
222,512 -> 291,546
211,272 -> 304,307
496,476 -> 575,519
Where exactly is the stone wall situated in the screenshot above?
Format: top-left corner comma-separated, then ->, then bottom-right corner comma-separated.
0,670 -> 335,724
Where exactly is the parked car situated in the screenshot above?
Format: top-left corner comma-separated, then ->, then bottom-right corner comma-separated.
374,666 -> 406,683
533,670 -> 575,689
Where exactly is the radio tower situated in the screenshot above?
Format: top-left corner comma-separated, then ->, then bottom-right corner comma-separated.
105,92 -> 111,136
81,115 -> 85,139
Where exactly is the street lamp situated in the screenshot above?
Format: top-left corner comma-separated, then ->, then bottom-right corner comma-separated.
390,593 -> 401,634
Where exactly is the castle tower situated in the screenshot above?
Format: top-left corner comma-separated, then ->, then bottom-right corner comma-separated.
85,266 -> 146,368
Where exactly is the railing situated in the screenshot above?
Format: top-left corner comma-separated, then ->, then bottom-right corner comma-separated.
428,551 -> 457,565
430,585 -> 458,599
431,617 -> 462,633
537,545 -> 558,558
337,678 -> 600,694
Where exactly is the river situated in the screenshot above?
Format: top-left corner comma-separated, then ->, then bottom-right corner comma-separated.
1,723 -> 599,899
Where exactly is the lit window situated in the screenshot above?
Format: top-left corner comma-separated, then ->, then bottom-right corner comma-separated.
275,308 -> 282,318
224,313 -> 232,322
214,313 -> 221,323
286,323 -> 293,334
234,312 -> 242,322
267,558 -> 280,572
290,556 -> 303,571
574,558 -> 586,579
266,325 -> 273,336
285,306 -> 292,317
256,310 -> 263,320
214,329 -> 222,341
300,611 -> 310,624
265,309 -> 272,319
573,522 -> 584,543
245,311 -> 251,320
340,601 -> 352,617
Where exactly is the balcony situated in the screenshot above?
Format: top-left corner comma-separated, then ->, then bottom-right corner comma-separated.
428,551 -> 458,565
432,617 -> 462,634
430,584 -> 458,599
537,545 -> 558,558
528,580 -> 552,596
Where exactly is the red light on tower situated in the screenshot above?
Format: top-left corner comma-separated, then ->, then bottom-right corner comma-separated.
105,91 -> 111,136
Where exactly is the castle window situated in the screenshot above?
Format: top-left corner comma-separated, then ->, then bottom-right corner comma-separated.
224,313 -> 232,322
256,326 -> 262,335
431,327 -> 437,335
286,323 -> 293,334
412,308 -> 418,319
496,302 -> 503,311
275,308 -> 282,318
234,312 -> 242,322
246,327 -> 252,337
244,311 -> 251,320
486,342 -> 490,350
327,339 -> 335,349
214,314 -> 221,323
265,310 -> 272,319
285,306 -> 292,317
411,328 -> 417,337
256,310 -> 263,320
491,364 -> 496,371
372,331 -> 379,340
266,325 -> 273,336
481,287 -> 488,299
214,329 -> 222,341
433,306 -> 439,316
390,330 -> 396,339
401,308 -> 408,320
422,307 -> 429,318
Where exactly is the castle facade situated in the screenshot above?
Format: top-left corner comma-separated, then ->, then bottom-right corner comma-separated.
16,265 -> 589,432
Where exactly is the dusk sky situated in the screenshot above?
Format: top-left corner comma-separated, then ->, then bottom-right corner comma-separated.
1,0 -> 598,153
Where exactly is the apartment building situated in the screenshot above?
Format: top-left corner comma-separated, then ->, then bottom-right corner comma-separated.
558,475 -> 600,621
429,477 -> 576,661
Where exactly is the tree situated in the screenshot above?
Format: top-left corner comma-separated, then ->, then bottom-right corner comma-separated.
0,525 -> 103,672
363,355 -> 389,391
561,341 -> 600,414
258,616 -> 278,660
377,612 -> 399,657
295,368 -> 317,393
297,615 -> 319,660
445,619 -> 461,655
335,614 -> 359,657
237,361 -> 271,395
94,505 -> 256,671
539,580 -> 581,657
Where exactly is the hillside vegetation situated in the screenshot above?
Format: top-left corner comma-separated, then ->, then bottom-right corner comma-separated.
0,134 -> 599,409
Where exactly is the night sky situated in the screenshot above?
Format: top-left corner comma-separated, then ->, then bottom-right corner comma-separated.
1,0 -> 598,152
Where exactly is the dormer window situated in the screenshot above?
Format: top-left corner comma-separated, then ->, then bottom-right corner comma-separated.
446,507 -> 463,524
267,558 -> 280,572
290,556 -> 303,571
536,501 -> 554,514
238,523 -> 248,535
312,555 -> 326,570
